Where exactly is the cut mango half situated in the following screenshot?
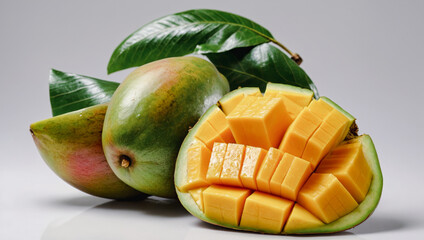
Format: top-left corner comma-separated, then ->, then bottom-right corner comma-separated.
175,83 -> 382,234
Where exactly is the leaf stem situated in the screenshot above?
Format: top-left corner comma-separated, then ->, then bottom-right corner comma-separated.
270,39 -> 303,65
250,30 -> 303,65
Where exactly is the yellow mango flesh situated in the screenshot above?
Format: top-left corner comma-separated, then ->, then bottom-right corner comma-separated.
298,173 -> 358,223
240,191 -> 294,233
302,109 -> 350,169
256,148 -> 284,193
279,108 -> 322,157
281,97 -> 305,122
264,85 -> 313,107
219,88 -> 261,115
226,96 -> 257,144
203,185 -> 251,226
189,187 -> 207,211
240,146 -> 268,190
264,87 -> 313,122
269,153 -> 294,196
207,107 -> 235,144
280,157 -> 312,201
268,153 -> 312,201
178,87 -> 373,234
179,140 -> 211,192
194,122 -> 225,150
284,204 -> 324,233
316,141 -> 372,202
206,143 -> 227,184
220,143 -> 246,187
248,97 -> 290,148
308,99 -> 333,119
220,93 -> 244,115
237,96 -> 267,146
227,96 -> 291,149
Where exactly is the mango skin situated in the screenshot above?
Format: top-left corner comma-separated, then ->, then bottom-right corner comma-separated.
102,56 -> 230,198
30,104 -> 145,200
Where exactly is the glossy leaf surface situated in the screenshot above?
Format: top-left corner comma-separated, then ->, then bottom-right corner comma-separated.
49,69 -> 119,116
107,9 -> 275,73
206,43 -> 318,96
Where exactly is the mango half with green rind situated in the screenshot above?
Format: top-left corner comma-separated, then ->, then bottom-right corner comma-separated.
102,56 -> 230,198
30,104 -> 145,200
174,83 -> 382,234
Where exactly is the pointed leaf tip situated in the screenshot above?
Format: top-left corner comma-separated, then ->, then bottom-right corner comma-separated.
49,69 -> 119,116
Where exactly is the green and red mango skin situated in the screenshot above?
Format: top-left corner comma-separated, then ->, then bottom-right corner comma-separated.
30,104 -> 145,200
102,56 -> 230,198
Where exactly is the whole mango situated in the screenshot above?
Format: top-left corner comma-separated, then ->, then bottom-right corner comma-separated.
30,104 -> 145,199
102,56 -> 229,198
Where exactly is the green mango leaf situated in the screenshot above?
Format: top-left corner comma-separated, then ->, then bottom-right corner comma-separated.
107,9 -> 276,74
206,43 -> 319,96
49,69 -> 119,116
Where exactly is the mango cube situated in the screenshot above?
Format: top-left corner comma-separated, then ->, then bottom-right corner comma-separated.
206,143 -> 227,184
220,93 -> 244,116
264,88 -> 310,122
188,187 -> 207,211
240,191 -> 294,233
206,107 -> 235,144
280,157 -> 312,201
194,122 -> 225,150
298,173 -> 358,223
256,148 -> 284,193
240,146 -> 268,190
279,108 -> 322,157
220,143 -> 246,187
280,96 -> 305,122
242,97 -> 290,149
308,99 -> 333,119
179,140 -> 211,192
284,204 -> 324,233
226,96 -> 257,144
302,109 -> 350,169
227,96 -> 291,150
203,185 -> 251,226
269,153 -> 295,196
219,88 -> 261,115
316,141 -> 372,202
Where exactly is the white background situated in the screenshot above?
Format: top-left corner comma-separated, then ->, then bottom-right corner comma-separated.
1,0 -> 423,239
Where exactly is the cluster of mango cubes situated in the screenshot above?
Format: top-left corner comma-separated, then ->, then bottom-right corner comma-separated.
178,86 -> 372,233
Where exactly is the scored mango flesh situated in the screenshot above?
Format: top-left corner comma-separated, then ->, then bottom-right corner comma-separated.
178,85 -> 373,234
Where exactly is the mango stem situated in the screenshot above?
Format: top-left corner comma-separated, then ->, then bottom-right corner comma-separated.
120,155 -> 131,168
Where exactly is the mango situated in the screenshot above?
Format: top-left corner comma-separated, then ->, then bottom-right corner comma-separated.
102,56 -> 229,198
175,83 -> 383,234
30,104 -> 145,199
